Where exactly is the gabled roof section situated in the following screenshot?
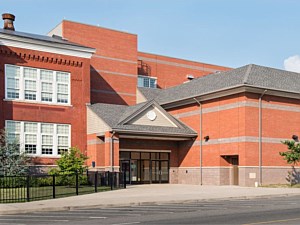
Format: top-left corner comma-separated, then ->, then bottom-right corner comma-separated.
118,100 -> 183,128
88,101 -> 197,137
147,64 -> 300,105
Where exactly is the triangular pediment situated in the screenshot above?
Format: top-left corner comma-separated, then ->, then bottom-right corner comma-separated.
120,100 -> 180,128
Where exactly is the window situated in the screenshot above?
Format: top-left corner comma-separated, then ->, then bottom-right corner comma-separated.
5,120 -> 70,157
5,65 -> 70,105
24,122 -> 37,154
6,65 -> 20,99
57,124 -> 69,155
137,75 -> 157,88
6,120 -> 20,143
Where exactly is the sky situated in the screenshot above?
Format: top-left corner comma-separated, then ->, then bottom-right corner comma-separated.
2,0 -> 300,71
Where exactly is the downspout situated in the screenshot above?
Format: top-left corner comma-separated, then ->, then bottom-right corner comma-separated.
110,131 -> 116,172
194,98 -> 203,185
258,90 -> 267,186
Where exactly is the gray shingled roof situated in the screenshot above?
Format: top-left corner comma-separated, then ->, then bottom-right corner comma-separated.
88,101 -> 197,137
138,87 -> 163,101
0,28 -> 94,50
140,64 -> 300,105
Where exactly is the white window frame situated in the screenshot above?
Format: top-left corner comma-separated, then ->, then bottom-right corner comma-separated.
5,120 -> 71,157
137,75 -> 157,88
5,64 -> 71,106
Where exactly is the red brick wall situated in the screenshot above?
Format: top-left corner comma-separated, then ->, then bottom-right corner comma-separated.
61,21 -> 138,105
60,21 -> 231,106
168,92 -> 300,169
0,45 -> 91,165
138,52 -> 231,89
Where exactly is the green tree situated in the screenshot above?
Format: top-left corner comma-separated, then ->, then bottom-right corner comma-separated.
0,130 -> 30,176
280,140 -> 300,185
49,147 -> 88,176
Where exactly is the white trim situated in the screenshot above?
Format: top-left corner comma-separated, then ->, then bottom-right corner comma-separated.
0,36 -> 94,58
3,99 -> 72,107
92,54 -> 137,64
191,136 -> 287,146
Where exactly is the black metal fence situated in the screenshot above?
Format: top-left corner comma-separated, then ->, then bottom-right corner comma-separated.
0,171 -> 126,203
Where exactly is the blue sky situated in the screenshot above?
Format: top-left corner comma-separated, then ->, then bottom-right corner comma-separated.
2,0 -> 300,70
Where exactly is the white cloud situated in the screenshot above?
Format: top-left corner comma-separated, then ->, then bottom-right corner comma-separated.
284,55 -> 300,73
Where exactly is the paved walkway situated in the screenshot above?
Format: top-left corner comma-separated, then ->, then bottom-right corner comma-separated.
1,184 -> 300,215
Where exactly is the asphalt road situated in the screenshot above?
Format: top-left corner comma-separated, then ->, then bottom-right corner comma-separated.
1,195 -> 300,225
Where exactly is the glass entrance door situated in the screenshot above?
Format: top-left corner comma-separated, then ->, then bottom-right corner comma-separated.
151,160 -> 169,183
119,151 -> 170,184
141,160 -> 150,183
151,160 -> 160,183
160,160 -> 169,183
120,160 -> 130,184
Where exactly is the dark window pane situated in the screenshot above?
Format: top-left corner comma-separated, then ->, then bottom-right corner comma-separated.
120,151 -> 130,159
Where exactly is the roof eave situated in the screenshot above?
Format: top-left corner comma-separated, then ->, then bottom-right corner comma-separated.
112,128 -> 197,138
161,84 -> 300,109
0,33 -> 96,58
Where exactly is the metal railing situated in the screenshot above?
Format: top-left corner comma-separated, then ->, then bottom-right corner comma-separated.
0,171 -> 126,203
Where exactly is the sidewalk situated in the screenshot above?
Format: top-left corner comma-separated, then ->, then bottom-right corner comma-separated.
1,184 -> 300,215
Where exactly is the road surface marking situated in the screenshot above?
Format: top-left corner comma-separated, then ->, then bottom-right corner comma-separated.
0,219 -> 69,222
89,217 -> 107,219
112,222 -> 140,225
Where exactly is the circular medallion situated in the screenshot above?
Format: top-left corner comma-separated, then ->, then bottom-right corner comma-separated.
146,110 -> 157,121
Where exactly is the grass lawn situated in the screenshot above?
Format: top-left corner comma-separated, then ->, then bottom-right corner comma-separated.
0,185 -> 111,203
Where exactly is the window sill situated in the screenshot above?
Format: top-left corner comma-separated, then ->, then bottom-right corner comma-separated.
28,155 -> 61,158
3,99 -> 72,107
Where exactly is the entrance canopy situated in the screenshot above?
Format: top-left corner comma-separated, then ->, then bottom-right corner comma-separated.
87,99 -> 197,140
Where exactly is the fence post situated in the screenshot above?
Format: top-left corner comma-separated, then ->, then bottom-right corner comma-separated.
52,175 -> 56,199
95,171 -> 98,193
109,172 -> 113,190
26,175 -> 30,202
124,172 -> 126,189
76,172 -> 79,195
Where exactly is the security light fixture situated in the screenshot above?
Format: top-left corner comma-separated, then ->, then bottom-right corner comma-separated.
292,135 -> 299,142
204,135 -> 209,142
186,74 -> 194,80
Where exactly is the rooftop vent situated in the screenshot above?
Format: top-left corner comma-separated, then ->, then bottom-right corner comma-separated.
2,13 -> 15,31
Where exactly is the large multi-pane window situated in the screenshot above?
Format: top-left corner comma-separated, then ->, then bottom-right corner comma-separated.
5,120 -> 70,157
5,65 -> 70,105
137,75 -> 157,88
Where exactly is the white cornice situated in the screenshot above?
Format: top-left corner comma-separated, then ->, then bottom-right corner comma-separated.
0,34 -> 95,59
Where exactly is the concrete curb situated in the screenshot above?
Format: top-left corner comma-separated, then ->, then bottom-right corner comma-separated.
2,192 -> 300,215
